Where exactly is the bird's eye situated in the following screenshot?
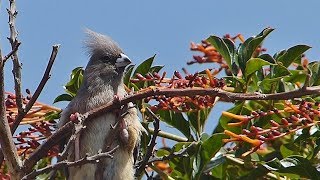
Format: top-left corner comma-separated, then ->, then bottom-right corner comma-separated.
101,56 -> 109,62
117,54 -> 122,58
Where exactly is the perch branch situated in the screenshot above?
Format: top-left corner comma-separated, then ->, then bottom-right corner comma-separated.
22,146 -> 119,180
80,86 -> 320,122
24,85 -> 320,174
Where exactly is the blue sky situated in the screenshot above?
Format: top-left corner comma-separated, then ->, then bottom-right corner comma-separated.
1,1 -> 320,132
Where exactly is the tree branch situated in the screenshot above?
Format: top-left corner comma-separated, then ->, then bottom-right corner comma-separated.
22,146 -> 119,180
23,121 -> 73,173
80,86 -> 320,122
0,42 -> 22,179
135,107 -> 161,176
0,44 -> 60,169
2,41 -> 21,62
7,0 -> 23,117
23,85 -> 320,174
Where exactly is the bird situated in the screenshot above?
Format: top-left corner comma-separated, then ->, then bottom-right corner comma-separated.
58,29 -> 145,180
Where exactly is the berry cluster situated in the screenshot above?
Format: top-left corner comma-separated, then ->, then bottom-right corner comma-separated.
222,100 -> 319,157
4,91 -> 60,158
130,69 -> 225,112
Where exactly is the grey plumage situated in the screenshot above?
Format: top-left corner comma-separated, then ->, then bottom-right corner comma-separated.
58,29 -> 144,180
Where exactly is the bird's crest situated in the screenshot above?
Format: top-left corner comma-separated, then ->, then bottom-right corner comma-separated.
84,29 -> 122,58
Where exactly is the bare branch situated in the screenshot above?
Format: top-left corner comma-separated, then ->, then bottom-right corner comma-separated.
7,0 -> 23,117
2,41 -> 21,62
0,44 -> 60,169
135,107 -> 161,176
22,146 -> 119,180
0,42 -> 22,178
11,44 -> 60,134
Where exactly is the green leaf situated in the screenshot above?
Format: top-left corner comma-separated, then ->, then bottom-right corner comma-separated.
272,64 -> 292,78
309,61 -> 320,86
44,111 -> 61,121
53,93 -> 74,103
283,70 -> 306,84
203,154 -> 226,174
207,36 -> 232,69
169,143 -> 196,179
64,67 -> 84,96
245,58 -> 274,78
238,164 -> 270,180
132,55 -> 156,89
195,133 -> 228,179
133,55 -> 155,76
280,144 -> 295,158
237,28 -> 274,76
150,65 -> 164,73
267,156 -> 320,179
258,54 -> 276,64
158,110 -> 192,140
123,64 -> 135,86
260,64 -> 292,93
276,45 -> 311,67
187,108 -> 212,136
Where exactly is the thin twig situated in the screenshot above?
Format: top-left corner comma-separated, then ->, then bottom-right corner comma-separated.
11,44 -> 60,134
135,107 -> 161,176
47,112 -> 84,180
148,128 -> 188,142
147,142 -> 193,164
0,46 -> 4,169
22,146 -> 119,180
2,41 -> 21,62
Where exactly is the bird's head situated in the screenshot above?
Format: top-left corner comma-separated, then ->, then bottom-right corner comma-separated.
84,29 -> 131,78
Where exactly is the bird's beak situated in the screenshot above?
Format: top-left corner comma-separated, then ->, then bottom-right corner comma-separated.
115,53 -> 132,68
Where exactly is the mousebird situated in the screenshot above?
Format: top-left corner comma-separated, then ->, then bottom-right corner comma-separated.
58,29 -> 144,180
